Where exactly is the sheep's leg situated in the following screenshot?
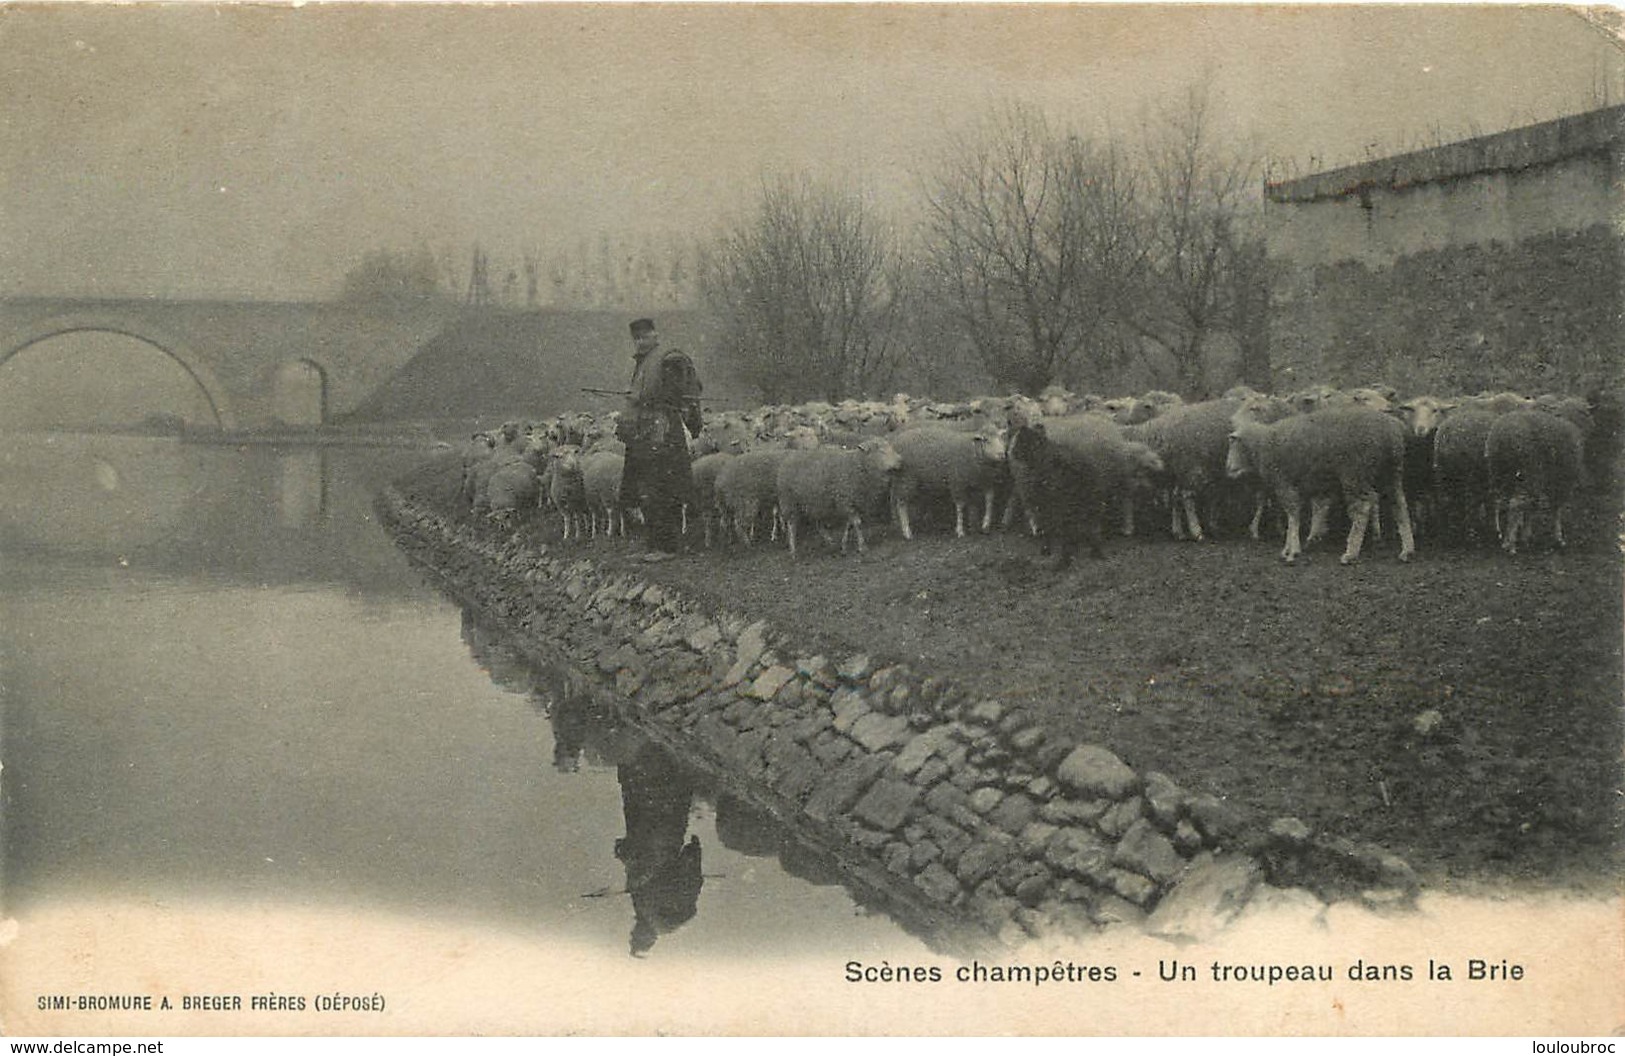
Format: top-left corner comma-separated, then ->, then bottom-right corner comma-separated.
1181,490 -> 1204,541
681,504 -> 688,536
848,514 -> 868,555
1392,482 -> 1415,562
1170,496 -> 1186,540
953,500 -> 967,538
981,491 -> 996,533
1501,496 -> 1524,554
786,516 -> 799,558
1248,497 -> 1265,540
1306,499 -> 1329,544
1554,504 -> 1568,548
897,498 -> 914,541
1341,488 -> 1378,564
1280,488 -> 1303,563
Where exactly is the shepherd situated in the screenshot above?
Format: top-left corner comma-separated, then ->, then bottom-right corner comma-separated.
617,317 -> 703,561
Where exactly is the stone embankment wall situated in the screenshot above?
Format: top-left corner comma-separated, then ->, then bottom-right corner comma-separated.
379,485 -> 1420,951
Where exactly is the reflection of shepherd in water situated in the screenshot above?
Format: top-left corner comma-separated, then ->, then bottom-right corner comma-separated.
615,741 -> 703,956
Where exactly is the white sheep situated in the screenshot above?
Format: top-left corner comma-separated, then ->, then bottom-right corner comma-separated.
580,449 -> 627,539
775,439 -> 904,557
484,437 -> 550,527
544,445 -> 589,541
1430,392 -> 1533,544
1486,407 -> 1586,554
1128,398 -> 1250,541
714,449 -> 793,545
688,451 -> 733,549
889,425 -> 1008,539
1225,406 -> 1415,564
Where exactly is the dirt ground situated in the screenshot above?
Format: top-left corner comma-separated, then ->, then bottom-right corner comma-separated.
401,458 -> 1624,896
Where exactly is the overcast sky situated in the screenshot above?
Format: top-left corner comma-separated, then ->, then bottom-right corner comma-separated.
2,3 -> 1621,302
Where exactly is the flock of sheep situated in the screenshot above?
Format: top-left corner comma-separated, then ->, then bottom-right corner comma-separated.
453,382 -> 1617,566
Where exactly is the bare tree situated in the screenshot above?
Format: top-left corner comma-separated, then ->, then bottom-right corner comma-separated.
338,245 -> 450,304
1132,84 -> 1267,397
700,174 -> 908,403
921,102 -> 1147,395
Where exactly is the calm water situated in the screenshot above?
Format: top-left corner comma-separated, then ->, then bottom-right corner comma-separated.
0,433 -> 922,961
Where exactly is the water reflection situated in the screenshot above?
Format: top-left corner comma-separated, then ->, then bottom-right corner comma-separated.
275,448 -> 329,526
457,607 -> 925,957
615,739 -> 704,957
1,436 -> 925,964
0,431 -> 438,595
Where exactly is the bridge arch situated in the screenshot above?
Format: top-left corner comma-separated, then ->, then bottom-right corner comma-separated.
0,314 -> 237,429
269,356 -> 330,426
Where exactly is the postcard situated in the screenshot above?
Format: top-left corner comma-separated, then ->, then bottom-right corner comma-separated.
1,2 -> 1620,1040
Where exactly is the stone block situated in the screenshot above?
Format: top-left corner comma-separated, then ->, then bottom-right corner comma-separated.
1185,792 -> 1250,843
989,793 -> 1037,835
748,665 -> 797,701
1144,852 -> 1263,942
1110,869 -> 1158,907
1014,872 -> 1053,909
853,779 -> 921,832
969,786 -> 1005,815
923,782 -> 971,818
891,726 -> 952,777
1097,796 -> 1144,838
848,712 -> 911,752
1039,797 -> 1108,826
956,840 -> 1015,888
797,654 -> 838,689
965,699 -> 1004,725
837,653 -> 874,683
1055,744 -> 1140,799
1113,818 -> 1186,884
914,862 -> 962,905
803,754 -> 890,822
1010,726 -> 1046,753
912,757 -> 951,789
1045,827 -> 1110,879
909,840 -> 943,870
1017,821 -> 1060,857
1143,771 -> 1186,829
811,733 -> 854,767
830,688 -> 871,732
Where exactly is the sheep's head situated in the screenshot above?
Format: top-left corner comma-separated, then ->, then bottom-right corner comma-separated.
859,438 -> 903,475
549,445 -> 582,474
1125,442 -> 1166,485
972,429 -> 1008,463
1396,396 -> 1455,437
1224,429 -> 1256,479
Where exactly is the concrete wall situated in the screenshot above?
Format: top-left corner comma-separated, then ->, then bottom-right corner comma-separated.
1265,107 -> 1625,395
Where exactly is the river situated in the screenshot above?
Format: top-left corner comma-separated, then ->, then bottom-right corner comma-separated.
0,433 -> 925,994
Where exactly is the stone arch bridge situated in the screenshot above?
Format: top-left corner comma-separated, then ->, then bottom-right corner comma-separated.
0,296 -> 464,429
